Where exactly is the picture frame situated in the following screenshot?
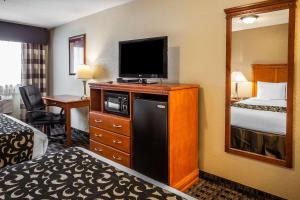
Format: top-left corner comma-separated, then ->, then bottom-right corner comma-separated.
69,34 -> 86,75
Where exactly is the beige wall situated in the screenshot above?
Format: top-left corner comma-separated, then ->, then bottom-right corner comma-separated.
231,24 -> 288,97
49,0 -> 300,199
232,24 -> 288,80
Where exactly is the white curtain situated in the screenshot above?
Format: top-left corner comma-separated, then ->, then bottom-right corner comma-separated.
0,41 -> 21,87
0,40 -> 22,117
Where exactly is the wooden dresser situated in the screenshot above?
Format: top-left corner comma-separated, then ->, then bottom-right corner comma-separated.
88,82 -> 199,191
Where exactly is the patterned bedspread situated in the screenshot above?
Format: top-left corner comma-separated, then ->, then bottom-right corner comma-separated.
0,114 -> 34,168
0,148 -> 186,200
231,103 -> 286,113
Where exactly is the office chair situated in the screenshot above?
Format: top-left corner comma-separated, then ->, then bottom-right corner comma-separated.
19,85 -> 66,142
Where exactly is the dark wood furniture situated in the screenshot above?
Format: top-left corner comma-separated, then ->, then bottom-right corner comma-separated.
43,95 -> 90,146
89,82 -> 199,191
224,0 -> 296,168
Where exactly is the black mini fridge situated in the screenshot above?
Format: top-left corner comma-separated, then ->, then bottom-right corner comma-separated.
132,96 -> 169,184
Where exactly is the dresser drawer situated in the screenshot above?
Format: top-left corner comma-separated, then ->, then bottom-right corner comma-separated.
90,140 -> 130,167
90,112 -> 131,136
90,126 -> 130,153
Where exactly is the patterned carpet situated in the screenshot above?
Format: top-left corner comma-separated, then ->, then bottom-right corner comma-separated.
187,180 -> 256,200
47,127 -> 282,200
46,127 -> 89,154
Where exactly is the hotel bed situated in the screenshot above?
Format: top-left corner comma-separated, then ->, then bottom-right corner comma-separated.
0,114 -> 48,168
231,97 -> 286,135
230,64 -> 287,159
0,147 -> 195,200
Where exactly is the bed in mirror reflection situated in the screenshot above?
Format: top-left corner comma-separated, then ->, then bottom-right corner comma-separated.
230,64 -> 287,160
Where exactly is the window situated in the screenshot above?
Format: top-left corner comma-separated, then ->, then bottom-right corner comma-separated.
73,46 -> 84,73
0,40 -> 21,86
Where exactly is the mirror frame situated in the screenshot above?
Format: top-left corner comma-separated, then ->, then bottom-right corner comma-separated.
224,0 -> 296,168
69,34 -> 86,75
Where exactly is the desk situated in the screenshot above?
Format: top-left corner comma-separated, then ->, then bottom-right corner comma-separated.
43,95 -> 90,146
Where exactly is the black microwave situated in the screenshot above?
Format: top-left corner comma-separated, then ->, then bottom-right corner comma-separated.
104,92 -> 129,116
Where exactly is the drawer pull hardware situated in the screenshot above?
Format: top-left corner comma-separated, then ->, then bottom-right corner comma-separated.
112,139 -> 122,144
94,148 -> 103,152
113,124 -> 122,128
95,119 -> 103,123
113,155 -> 122,161
95,134 -> 102,137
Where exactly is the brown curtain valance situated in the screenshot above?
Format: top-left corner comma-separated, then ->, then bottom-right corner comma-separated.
0,21 -> 49,44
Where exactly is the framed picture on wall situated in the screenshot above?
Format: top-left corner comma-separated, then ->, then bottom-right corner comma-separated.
69,34 -> 86,75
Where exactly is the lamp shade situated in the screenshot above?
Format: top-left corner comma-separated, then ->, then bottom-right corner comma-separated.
92,66 -> 104,79
76,65 -> 93,80
231,71 -> 247,82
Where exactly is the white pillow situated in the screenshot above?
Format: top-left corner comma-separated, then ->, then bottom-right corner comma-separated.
257,81 -> 287,100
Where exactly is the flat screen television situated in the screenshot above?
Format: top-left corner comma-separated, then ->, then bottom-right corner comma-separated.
119,36 -> 168,78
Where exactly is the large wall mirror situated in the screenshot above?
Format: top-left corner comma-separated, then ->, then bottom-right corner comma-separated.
224,0 -> 296,167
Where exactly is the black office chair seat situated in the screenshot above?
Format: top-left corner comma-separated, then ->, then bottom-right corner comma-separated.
29,112 -> 65,126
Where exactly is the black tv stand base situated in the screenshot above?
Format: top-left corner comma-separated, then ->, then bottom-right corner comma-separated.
116,78 -> 158,84
137,78 -> 158,84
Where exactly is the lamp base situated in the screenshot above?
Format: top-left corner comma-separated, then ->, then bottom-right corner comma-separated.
235,82 -> 239,99
81,95 -> 89,100
81,80 -> 88,100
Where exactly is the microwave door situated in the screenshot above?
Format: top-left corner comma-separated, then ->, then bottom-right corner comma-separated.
108,101 -> 120,110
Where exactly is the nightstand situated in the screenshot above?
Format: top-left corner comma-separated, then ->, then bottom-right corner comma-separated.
231,98 -> 240,104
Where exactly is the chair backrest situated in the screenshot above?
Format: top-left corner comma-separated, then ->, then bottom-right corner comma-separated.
19,85 -> 45,111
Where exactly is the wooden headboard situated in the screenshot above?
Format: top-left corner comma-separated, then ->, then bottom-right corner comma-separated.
252,64 -> 288,96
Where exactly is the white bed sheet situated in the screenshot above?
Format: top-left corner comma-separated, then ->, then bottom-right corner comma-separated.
231,98 -> 286,135
77,147 -> 196,200
5,114 -> 48,158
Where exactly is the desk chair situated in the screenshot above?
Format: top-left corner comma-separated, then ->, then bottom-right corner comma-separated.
19,86 -> 66,142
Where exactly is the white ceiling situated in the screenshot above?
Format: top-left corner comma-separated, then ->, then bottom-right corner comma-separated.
0,0 -> 133,29
232,9 -> 289,32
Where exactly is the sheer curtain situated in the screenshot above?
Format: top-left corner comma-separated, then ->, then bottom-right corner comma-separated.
0,41 -> 21,95
0,41 -> 21,117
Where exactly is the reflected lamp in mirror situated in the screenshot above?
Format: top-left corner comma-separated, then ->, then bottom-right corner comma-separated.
76,64 -> 93,100
231,71 -> 247,99
240,15 -> 258,24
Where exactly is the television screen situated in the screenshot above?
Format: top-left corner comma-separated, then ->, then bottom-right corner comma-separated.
119,36 -> 168,78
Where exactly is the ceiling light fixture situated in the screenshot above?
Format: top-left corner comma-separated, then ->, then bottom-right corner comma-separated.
240,15 -> 259,24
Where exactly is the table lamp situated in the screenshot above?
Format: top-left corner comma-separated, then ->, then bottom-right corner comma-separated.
231,71 -> 247,99
76,64 -> 93,99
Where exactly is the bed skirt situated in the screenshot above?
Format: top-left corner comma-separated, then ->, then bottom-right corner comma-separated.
231,126 -> 285,159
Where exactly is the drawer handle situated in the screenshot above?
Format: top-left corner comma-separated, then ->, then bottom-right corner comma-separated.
94,119 -> 103,123
95,134 -> 102,137
94,148 -> 103,152
112,124 -> 122,128
113,155 -> 122,161
112,139 -> 122,144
